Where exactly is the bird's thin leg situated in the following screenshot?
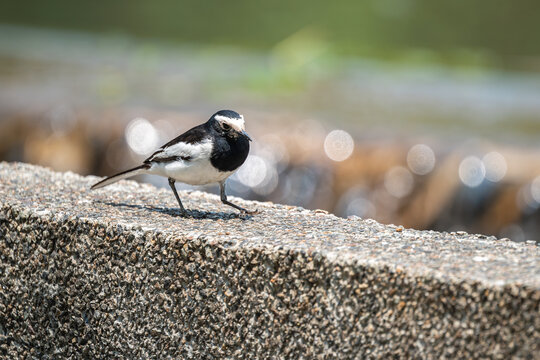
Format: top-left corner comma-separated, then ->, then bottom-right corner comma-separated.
219,181 -> 250,214
168,178 -> 188,216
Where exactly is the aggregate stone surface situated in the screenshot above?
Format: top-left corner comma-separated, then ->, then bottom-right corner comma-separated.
0,162 -> 539,359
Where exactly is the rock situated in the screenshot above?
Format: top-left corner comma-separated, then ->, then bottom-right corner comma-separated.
0,162 -> 539,359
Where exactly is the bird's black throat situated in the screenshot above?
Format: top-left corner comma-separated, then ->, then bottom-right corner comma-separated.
210,133 -> 250,172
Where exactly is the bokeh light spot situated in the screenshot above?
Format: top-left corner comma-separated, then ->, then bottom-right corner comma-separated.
253,167 -> 279,196
482,151 -> 507,182
459,156 -> 486,188
384,166 -> 414,198
407,144 -> 435,175
280,167 -> 318,206
345,198 -> 376,218
324,130 -> 354,162
236,155 -> 267,187
125,118 -> 159,155
335,187 -> 376,219
531,176 -> 540,204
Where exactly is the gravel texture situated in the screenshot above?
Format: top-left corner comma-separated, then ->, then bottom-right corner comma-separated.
0,162 -> 539,359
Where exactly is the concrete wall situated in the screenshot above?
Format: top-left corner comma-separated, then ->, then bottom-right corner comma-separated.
1,162 -> 539,359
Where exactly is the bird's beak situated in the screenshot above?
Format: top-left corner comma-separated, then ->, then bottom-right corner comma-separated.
241,130 -> 252,141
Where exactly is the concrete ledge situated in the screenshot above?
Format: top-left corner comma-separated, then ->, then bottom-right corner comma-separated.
1,162 -> 539,359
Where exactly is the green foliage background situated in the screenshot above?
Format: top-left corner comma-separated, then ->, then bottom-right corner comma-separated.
2,0 -> 539,71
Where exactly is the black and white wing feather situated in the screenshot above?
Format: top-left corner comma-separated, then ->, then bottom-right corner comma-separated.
144,124 -> 210,165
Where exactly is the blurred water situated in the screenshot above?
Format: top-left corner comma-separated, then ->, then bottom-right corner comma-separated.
1,25 -> 540,141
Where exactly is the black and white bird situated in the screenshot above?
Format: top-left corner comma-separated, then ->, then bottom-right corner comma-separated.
91,110 -> 253,216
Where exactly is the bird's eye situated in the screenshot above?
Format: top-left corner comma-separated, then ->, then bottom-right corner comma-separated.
222,123 -> 231,130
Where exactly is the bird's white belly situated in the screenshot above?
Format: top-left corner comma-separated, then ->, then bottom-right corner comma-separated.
149,159 -> 234,185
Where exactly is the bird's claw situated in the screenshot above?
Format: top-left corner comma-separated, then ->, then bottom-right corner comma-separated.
178,209 -> 190,218
240,208 -> 259,216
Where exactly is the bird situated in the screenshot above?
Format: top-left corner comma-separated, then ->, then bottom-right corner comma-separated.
91,110 -> 253,217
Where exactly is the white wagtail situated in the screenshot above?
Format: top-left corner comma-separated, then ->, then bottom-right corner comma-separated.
91,110 -> 253,216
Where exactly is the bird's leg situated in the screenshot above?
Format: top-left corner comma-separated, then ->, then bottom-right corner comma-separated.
168,178 -> 188,217
219,181 -> 252,214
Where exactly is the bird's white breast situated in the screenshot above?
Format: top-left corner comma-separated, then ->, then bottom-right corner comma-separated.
147,139 -> 235,185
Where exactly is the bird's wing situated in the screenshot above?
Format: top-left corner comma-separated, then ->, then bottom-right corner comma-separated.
159,123 -> 208,148
144,124 -> 212,164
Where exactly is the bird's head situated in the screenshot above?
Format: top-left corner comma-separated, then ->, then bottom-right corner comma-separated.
210,110 -> 252,141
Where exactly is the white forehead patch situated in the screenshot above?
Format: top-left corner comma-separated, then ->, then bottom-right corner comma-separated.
215,114 -> 245,131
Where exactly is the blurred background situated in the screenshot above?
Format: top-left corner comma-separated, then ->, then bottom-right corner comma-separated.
1,1 -> 540,241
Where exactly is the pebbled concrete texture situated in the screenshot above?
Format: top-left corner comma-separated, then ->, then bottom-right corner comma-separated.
0,162 -> 539,359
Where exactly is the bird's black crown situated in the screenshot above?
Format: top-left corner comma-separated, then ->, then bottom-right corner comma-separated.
211,109 -> 242,120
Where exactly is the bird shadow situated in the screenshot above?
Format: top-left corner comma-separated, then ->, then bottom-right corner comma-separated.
95,200 -> 254,221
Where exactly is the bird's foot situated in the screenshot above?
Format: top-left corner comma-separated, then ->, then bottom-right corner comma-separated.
177,209 -> 190,218
240,208 -> 259,216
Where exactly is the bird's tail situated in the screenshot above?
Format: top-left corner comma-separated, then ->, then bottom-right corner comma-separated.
91,165 -> 149,190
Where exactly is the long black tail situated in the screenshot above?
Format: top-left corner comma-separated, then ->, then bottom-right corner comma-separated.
91,165 -> 149,190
